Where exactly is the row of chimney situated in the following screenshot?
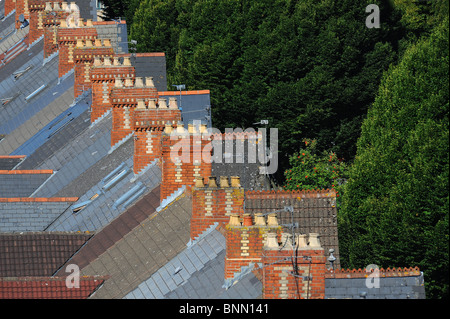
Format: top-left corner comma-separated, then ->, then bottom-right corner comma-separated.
190,175 -> 326,299
4,0 -> 330,299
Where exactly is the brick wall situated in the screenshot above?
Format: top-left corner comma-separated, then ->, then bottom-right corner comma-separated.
160,125 -> 212,202
133,106 -> 182,174
73,39 -> 114,97
110,77 -> 159,147
191,176 -> 245,240
57,22 -> 98,78
4,0 -> 16,16
261,233 -> 326,299
90,56 -> 136,122
133,126 -> 164,175
15,0 -> 29,29
42,9 -> 70,58
224,212 -> 281,280
27,0 -> 45,44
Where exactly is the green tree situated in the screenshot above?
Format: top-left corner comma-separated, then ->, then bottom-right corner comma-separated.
338,18 -> 449,299
284,139 -> 347,196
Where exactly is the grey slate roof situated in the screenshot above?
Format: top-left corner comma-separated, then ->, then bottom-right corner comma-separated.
0,46 -> 76,155
125,226 -> 262,299
325,275 -> 426,299
0,156 -> 24,170
0,200 -> 74,232
46,156 -> 161,232
0,171 -> 52,197
30,110 -> 113,197
80,192 -> 192,299
132,55 -> 167,91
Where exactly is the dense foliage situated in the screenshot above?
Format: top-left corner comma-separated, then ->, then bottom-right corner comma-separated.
100,0 -> 449,298
284,139 -> 347,197
126,0 -> 407,180
339,16 -> 449,299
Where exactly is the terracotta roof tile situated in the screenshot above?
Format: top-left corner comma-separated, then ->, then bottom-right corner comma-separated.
0,276 -> 107,299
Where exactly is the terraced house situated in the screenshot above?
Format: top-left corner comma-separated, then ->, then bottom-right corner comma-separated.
0,0 -> 426,300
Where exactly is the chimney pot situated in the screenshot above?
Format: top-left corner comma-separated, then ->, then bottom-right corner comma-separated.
69,2 -> 78,12
219,176 -> 229,188
176,124 -> 186,134
103,39 -> 112,47
308,233 -> 322,248
243,214 -> 253,226
103,57 -> 112,66
94,38 -> 102,47
188,124 -> 195,134
78,18 -> 84,28
164,124 -> 173,134
281,233 -> 294,250
60,18 -> 67,28
135,77 -> 144,88
123,56 -> 132,66
85,38 -> 93,47
53,2 -> 62,11
86,19 -> 93,27
228,213 -> 241,226
45,2 -> 53,12
124,78 -> 133,87
145,77 -> 155,88
230,176 -> 240,188
93,56 -> 102,66
113,56 -> 120,66
295,234 -> 308,248
199,124 -> 208,134
136,99 -> 146,109
168,97 -> 178,109
148,98 -> 157,109
254,213 -> 266,226
194,177 -> 205,188
76,39 -> 84,47
67,16 -> 76,28
61,2 -> 69,12
267,213 -> 278,226
208,176 -> 217,188
114,78 -> 123,88
265,232 -> 279,249
158,98 -> 167,108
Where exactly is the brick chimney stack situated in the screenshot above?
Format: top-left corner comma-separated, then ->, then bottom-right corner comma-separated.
72,38 -> 114,97
57,17 -> 98,79
160,123 -> 212,202
15,0 -> 30,29
4,0 -> 16,17
224,211 -> 282,280
41,2 -> 71,58
133,92 -> 182,174
110,76 -> 160,148
191,176 -> 245,240
90,56 -> 136,123
261,232 -> 326,299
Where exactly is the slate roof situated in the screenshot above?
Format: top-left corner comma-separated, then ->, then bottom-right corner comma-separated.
0,155 -> 24,170
125,226 -> 262,299
0,197 -> 77,233
0,232 -> 92,277
79,192 -> 192,299
325,269 -> 426,299
0,0 -> 426,300
0,170 -> 53,197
